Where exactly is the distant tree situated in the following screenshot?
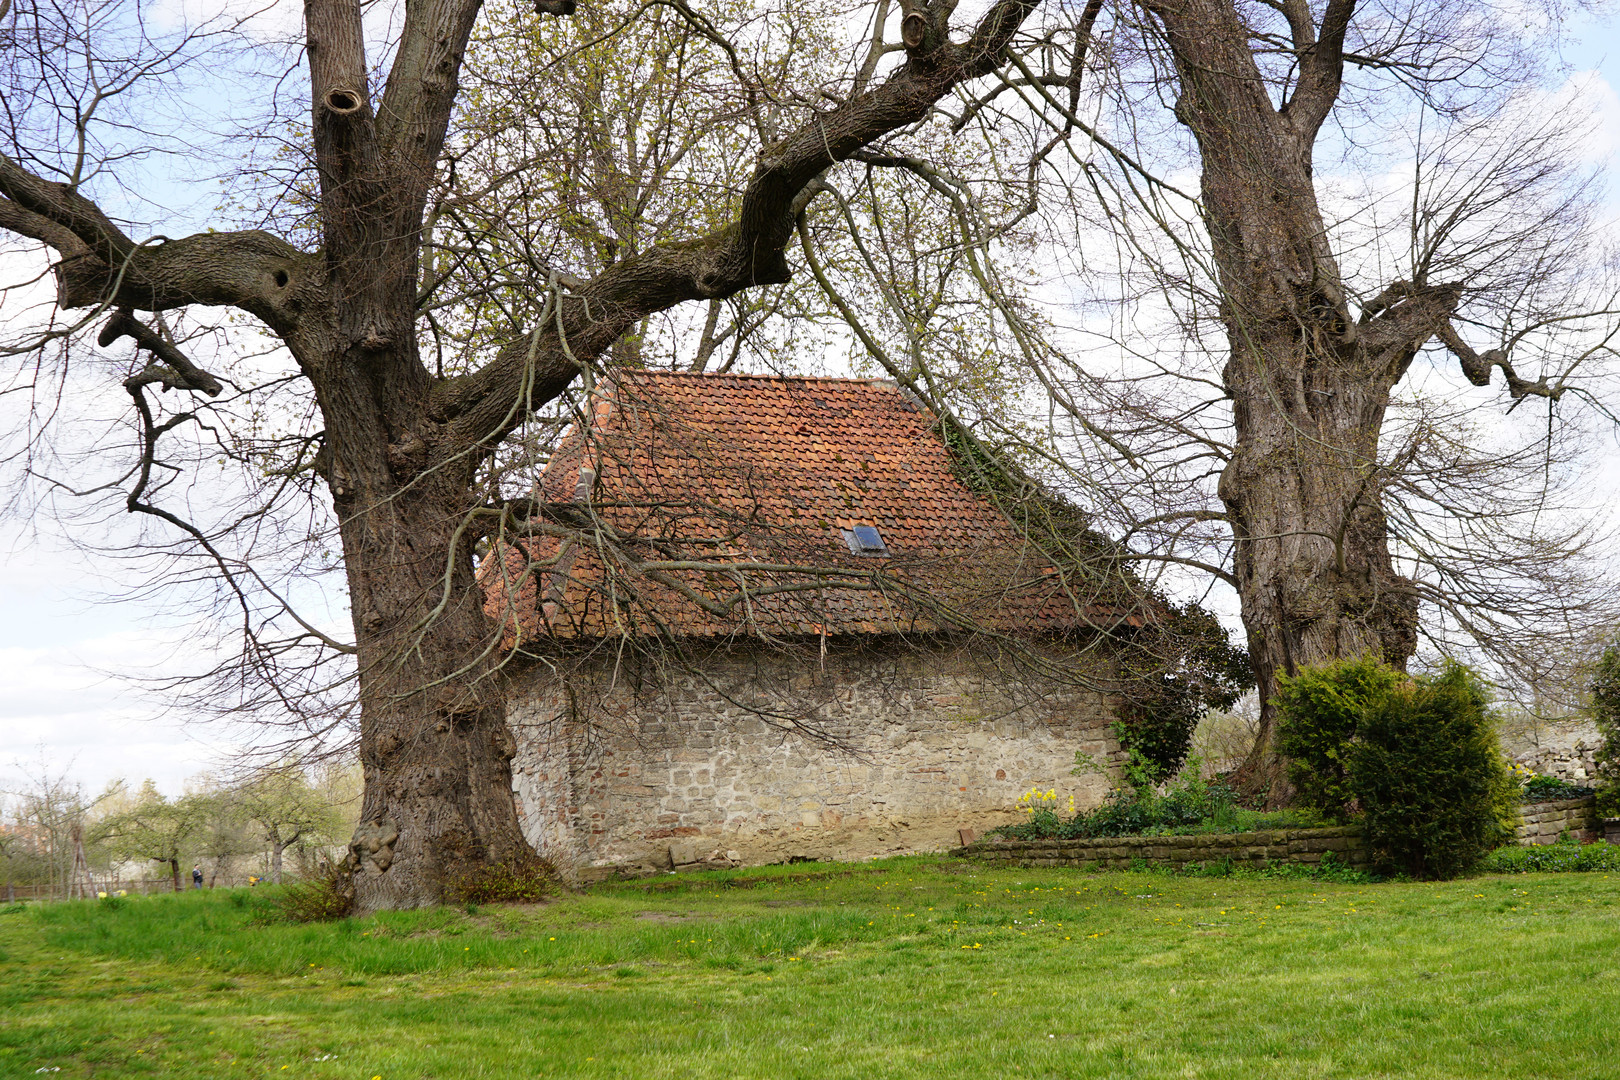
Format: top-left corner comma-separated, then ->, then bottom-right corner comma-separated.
0,796 -> 28,902
232,765 -> 344,884
191,787 -> 254,888
4,757 -> 118,899
98,781 -> 213,892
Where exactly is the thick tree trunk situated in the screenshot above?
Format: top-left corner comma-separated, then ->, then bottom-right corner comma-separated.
1146,0 -> 1424,803
1220,332 -> 1419,803
339,494 -> 531,912
167,857 -> 181,893
321,383 -> 533,912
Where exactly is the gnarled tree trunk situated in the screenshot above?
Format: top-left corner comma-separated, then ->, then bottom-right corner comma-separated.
327,437 -> 532,909
1143,0 -> 1471,802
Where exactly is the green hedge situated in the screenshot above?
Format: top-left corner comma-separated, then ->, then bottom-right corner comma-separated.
1275,656 -> 1401,815
1275,658 -> 1515,880
1349,665 -> 1517,879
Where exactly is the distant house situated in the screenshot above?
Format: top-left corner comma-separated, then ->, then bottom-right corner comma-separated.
483,371 -> 1145,880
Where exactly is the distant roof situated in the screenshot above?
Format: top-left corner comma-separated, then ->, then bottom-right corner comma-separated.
481,371 -> 1141,643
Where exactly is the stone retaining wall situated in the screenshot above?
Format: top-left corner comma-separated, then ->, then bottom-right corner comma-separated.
1500,717 -> 1603,783
954,798 -> 1606,872
1516,797 -> 1600,844
953,826 -> 1368,870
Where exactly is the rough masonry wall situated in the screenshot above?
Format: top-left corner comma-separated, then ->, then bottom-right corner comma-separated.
1515,797 -> 1601,845
1499,716 -> 1604,783
505,641 -> 1119,881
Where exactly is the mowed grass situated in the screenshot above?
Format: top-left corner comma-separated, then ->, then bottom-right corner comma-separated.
2,858 -> 1619,1079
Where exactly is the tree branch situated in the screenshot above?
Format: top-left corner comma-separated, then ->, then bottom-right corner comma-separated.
375,0 -> 486,221
1280,0 -> 1352,138
433,0 -> 1045,451
1436,321 -> 1562,402
0,150 -> 136,266
102,309 -> 224,397
0,151 -> 313,323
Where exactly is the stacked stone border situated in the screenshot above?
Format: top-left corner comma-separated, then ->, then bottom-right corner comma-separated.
1517,797 -> 1600,845
952,826 -> 1367,870
952,797 -> 1606,872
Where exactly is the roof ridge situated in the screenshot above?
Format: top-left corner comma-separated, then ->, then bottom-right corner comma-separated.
619,369 -> 899,388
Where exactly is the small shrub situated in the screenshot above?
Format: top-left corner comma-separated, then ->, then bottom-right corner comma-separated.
1349,663 -> 1517,879
446,857 -> 556,905
1518,774 -> 1592,802
272,869 -> 354,923
1275,656 -> 1402,816
1111,604 -> 1255,783
995,757 -> 1243,840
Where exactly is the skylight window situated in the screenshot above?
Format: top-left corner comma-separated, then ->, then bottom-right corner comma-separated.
843,524 -> 888,556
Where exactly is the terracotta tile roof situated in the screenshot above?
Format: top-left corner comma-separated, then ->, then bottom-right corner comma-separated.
481,371 -> 1140,643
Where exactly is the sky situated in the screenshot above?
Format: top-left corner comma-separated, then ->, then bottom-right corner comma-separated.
4,2 -> 1620,801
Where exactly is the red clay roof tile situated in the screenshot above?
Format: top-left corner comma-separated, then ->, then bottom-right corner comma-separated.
481,371 -> 1135,643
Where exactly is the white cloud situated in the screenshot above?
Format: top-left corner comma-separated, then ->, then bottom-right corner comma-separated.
0,629 -> 249,797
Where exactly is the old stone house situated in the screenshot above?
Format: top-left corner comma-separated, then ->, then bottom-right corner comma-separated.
483,371 -> 1148,881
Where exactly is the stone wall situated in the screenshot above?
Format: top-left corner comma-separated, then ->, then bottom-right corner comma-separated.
954,799 -> 1607,873
1500,716 -> 1604,783
505,640 -> 1120,881
1516,797 -> 1601,845
954,826 -> 1368,870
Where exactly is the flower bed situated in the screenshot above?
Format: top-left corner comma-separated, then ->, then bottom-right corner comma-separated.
1482,835 -> 1620,873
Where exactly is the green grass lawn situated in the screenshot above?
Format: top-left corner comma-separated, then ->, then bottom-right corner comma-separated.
3,858 -> 1618,1079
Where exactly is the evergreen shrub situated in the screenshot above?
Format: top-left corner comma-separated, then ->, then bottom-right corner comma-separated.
1275,658 -> 1516,879
1349,664 -> 1516,878
1590,645 -> 1620,818
1275,656 -> 1402,816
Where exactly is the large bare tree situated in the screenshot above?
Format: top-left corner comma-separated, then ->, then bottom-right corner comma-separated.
0,0 -> 1060,910
1136,0 -> 1620,799
772,0 -> 1620,803
1045,0 -> 1620,800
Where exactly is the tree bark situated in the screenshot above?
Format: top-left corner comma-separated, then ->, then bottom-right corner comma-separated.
328,439 -> 532,910
1143,0 -> 1445,802
268,828 -> 283,886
